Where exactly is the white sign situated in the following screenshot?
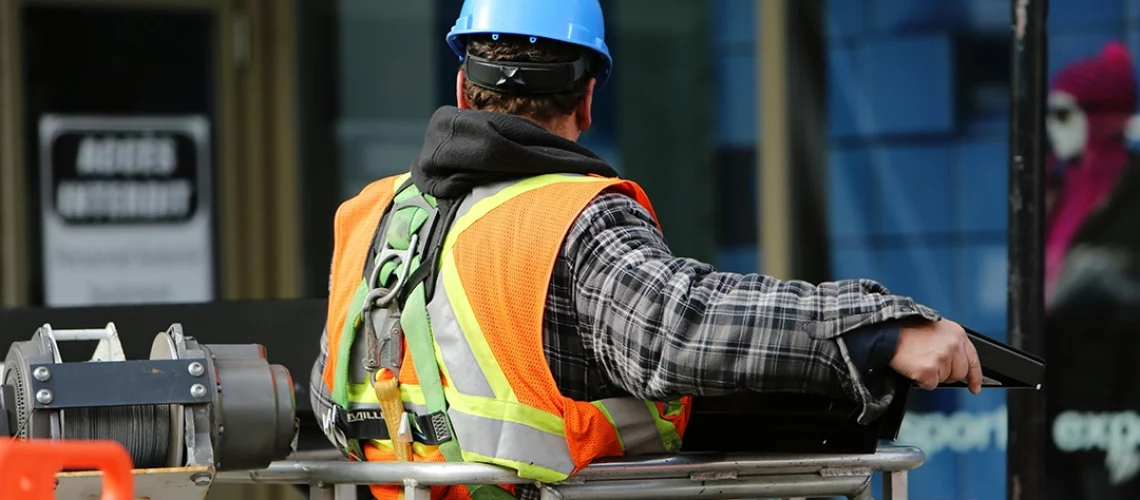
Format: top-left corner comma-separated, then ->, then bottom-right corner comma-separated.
39,115 -> 214,306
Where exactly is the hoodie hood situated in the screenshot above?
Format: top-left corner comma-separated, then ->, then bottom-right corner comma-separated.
410,106 -> 618,199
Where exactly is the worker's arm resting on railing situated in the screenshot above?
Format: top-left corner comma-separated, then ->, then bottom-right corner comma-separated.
567,192 -> 941,424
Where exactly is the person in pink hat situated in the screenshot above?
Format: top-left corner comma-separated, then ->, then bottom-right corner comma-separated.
1045,41 -> 1140,500
1045,41 -> 1137,302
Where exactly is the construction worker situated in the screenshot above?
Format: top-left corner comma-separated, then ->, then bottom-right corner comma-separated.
309,1 -> 983,499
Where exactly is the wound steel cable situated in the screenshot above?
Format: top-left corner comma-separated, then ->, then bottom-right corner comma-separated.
62,404 -> 172,468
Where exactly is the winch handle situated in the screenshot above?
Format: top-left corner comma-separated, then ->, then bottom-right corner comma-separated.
50,328 -> 118,341
39,323 -> 127,362
0,439 -> 135,500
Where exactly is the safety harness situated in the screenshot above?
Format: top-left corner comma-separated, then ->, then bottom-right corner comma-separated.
333,178 -> 515,499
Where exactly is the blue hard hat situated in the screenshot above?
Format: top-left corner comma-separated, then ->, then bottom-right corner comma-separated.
446,0 -> 613,88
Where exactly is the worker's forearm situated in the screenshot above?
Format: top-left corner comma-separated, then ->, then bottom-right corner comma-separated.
577,256 -> 877,400
568,193 -> 937,421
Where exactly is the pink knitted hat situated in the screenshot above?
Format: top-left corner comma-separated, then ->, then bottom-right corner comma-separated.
1051,41 -> 1137,114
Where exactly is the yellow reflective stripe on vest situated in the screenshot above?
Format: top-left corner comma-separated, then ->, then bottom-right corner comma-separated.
441,173 -> 606,257
460,449 -> 567,485
347,382 -> 428,411
594,398 -> 667,455
441,384 -> 565,437
650,400 -> 684,453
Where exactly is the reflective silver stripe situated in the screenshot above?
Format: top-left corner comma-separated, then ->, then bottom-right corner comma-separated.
426,271 -> 496,398
597,398 -> 667,455
459,180 -> 530,219
448,408 -> 576,476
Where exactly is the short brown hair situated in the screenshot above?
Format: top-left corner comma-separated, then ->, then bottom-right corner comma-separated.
462,34 -> 593,123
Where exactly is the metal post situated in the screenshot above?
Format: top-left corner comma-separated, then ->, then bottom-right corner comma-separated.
309,484 -> 335,500
759,0 -> 793,279
1006,1 -> 1048,500
404,480 -> 432,500
333,484 -> 357,499
0,0 -> 29,307
883,471 -> 908,500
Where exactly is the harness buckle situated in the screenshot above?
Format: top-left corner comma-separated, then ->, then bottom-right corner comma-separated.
323,406 -> 361,460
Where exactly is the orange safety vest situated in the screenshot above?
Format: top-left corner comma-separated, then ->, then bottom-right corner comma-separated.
323,172 -> 691,499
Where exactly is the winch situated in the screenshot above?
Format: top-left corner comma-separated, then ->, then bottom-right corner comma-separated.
0,322 -> 297,496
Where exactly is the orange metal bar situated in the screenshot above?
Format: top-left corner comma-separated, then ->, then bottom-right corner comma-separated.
0,439 -> 135,500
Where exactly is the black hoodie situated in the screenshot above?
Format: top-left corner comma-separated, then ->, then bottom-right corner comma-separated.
410,106 -> 618,198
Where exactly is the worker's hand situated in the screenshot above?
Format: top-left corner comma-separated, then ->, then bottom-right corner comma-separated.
889,318 -> 983,395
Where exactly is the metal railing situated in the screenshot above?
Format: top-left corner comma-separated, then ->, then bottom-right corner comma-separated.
217,445 -> 924,500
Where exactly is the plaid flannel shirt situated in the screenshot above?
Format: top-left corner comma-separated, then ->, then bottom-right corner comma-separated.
309,190 -> 940,499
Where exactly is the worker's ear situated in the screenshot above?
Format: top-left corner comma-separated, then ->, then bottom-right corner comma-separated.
576,78 -> 596,132
456,69 -> 471,110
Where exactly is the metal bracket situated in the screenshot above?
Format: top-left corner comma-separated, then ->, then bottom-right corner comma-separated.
29,358 -> 213,409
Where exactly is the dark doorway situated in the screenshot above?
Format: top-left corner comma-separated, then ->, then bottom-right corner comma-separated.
21,3 -> 219,306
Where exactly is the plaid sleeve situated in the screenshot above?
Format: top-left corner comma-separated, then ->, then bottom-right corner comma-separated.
565,192 -> 941,423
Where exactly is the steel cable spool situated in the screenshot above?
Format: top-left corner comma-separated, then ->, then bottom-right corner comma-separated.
0,322 -> 298,476
61,405 -> 173,469
2,327 -> 181,469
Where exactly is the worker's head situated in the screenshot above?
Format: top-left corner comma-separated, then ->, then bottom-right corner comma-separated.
445,0 -> 611,140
